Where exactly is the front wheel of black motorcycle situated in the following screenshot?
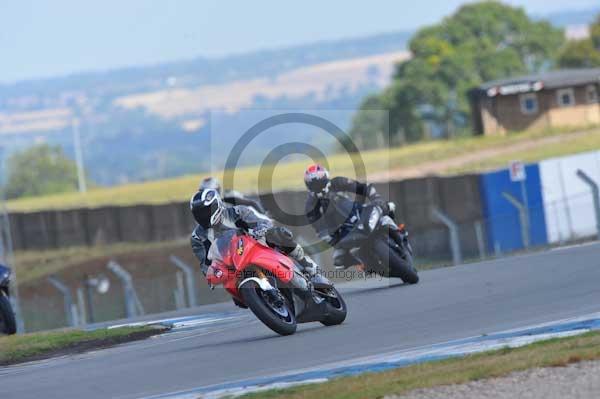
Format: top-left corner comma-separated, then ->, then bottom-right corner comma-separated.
240,280 -> 297,336
318,287 -> 347,326
0,292 -> 17,335
374,240 -> 419,284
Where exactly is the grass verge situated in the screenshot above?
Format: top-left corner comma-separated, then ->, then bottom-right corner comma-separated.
0,325 -> 166,366
6,126 -> 600,212
450,127 -> 600,174
14,239 -> 187,284
241,331 -> 600,399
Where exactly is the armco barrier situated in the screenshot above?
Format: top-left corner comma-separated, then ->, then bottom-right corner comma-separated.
150,203 -> 189,241
86,207 -> 121,246
117,205 -> 154,243
8,175 -> 485,256
54,209 -> 89,248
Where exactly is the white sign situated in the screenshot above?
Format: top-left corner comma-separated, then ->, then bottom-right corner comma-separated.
486,81 -> 544,97
509,161 -> 526,182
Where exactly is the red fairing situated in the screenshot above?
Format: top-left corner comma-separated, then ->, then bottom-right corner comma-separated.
205,262 -> 233,286
209,233 -> 295,301
234,235 -> 294,282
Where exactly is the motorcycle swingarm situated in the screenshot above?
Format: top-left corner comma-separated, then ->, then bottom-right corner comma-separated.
295,295 -> 330,324
285,273 -> 333,324
310,274 -> 335,289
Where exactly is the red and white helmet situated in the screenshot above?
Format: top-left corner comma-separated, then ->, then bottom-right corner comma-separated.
304,164 -> 330,194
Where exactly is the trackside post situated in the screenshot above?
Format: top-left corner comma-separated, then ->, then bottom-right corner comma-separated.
431,207 -> 462,266
48,276 -> 78,327
576,170 -> 600,240
169,255 -> 197,308
502,192 -> 530,248
107,261 -> 145,318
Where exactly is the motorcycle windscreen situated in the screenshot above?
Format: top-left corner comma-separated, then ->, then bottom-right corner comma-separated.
207,230 -> 238,265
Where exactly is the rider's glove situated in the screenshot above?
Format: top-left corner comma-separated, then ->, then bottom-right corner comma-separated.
249,223 -> 270,240
200,263 -> 209,277
387,202 -> 396,213
318,233 -> 334,245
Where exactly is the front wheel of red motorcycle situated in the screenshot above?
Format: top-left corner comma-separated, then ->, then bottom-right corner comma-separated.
240,280 -> 297,336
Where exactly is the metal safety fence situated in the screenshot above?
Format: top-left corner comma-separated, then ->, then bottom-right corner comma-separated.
9,187 -> 600,333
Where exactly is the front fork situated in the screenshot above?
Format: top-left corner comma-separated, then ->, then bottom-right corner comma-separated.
387,225 -> 413,257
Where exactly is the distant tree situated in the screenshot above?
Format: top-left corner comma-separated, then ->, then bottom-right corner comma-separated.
348,95 -> 389,150
558,15 -> 600,68
4,144 -> 79,199
591,15 -> 600,50
351,2 -> 565,148
558,39 -> 600,68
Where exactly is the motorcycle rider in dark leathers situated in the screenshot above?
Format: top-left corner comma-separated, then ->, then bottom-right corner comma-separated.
190,188 -> 318,289
303,164 -> 396,269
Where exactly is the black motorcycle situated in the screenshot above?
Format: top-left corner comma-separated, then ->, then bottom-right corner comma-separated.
0,263 -> 17,335
334,202 -> 419,284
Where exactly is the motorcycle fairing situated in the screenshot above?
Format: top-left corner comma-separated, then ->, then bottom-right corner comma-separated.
232,235 -> 295,283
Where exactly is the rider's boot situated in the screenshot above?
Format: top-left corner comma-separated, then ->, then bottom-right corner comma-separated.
289,245 -> 318,276
298,255 -> 319,277
333,248 -> 362,270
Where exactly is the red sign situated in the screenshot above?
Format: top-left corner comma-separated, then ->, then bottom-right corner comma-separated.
509,161 -> 526,182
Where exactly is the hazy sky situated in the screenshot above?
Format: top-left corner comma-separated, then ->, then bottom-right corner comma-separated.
1,0 -> 597,83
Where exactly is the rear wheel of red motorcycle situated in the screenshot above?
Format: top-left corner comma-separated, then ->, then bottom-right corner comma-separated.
319,287 -> 347,326
240,280 -> 297,336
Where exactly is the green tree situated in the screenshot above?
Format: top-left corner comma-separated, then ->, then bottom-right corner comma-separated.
347,95 -> 389,150
558,15 -> 600,68
351,1 -> 564,147
591,15 -> 600,50
4,144 -> 80,199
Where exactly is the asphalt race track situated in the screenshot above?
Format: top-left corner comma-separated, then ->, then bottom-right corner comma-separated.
3,242 -> 600,399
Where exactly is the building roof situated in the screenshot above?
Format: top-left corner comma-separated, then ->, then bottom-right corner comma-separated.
474,68 -> 600,98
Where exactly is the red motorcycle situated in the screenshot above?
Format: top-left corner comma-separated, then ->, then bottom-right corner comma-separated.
206,229 -> 347,335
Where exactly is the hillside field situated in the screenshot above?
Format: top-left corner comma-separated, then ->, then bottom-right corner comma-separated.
7,126 -> 600,213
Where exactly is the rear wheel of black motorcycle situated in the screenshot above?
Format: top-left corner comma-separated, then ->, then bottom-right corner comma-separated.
374,240 -> 419,284
0,292 -> 17,335
240,280 -> 297,336
319,287 -> 347,326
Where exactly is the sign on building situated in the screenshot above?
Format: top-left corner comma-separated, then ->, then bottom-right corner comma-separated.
509,161 -> 526,182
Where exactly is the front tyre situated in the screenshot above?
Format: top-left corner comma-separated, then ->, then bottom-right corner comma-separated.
374,240 -> 419,284
240,280 -> 297,336
318,287 -> 347,326
0,292 -> 17,335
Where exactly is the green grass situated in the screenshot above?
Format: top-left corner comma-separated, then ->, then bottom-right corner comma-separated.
14,239 -> 187,284
241,331 -> 600,399
0,326 -> 162,365
450,126 -> 600,174
6,126 -> 600,213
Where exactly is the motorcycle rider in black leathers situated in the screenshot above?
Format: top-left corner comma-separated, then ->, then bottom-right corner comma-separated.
304,164 -> 394,269
190,188 -> 318,285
